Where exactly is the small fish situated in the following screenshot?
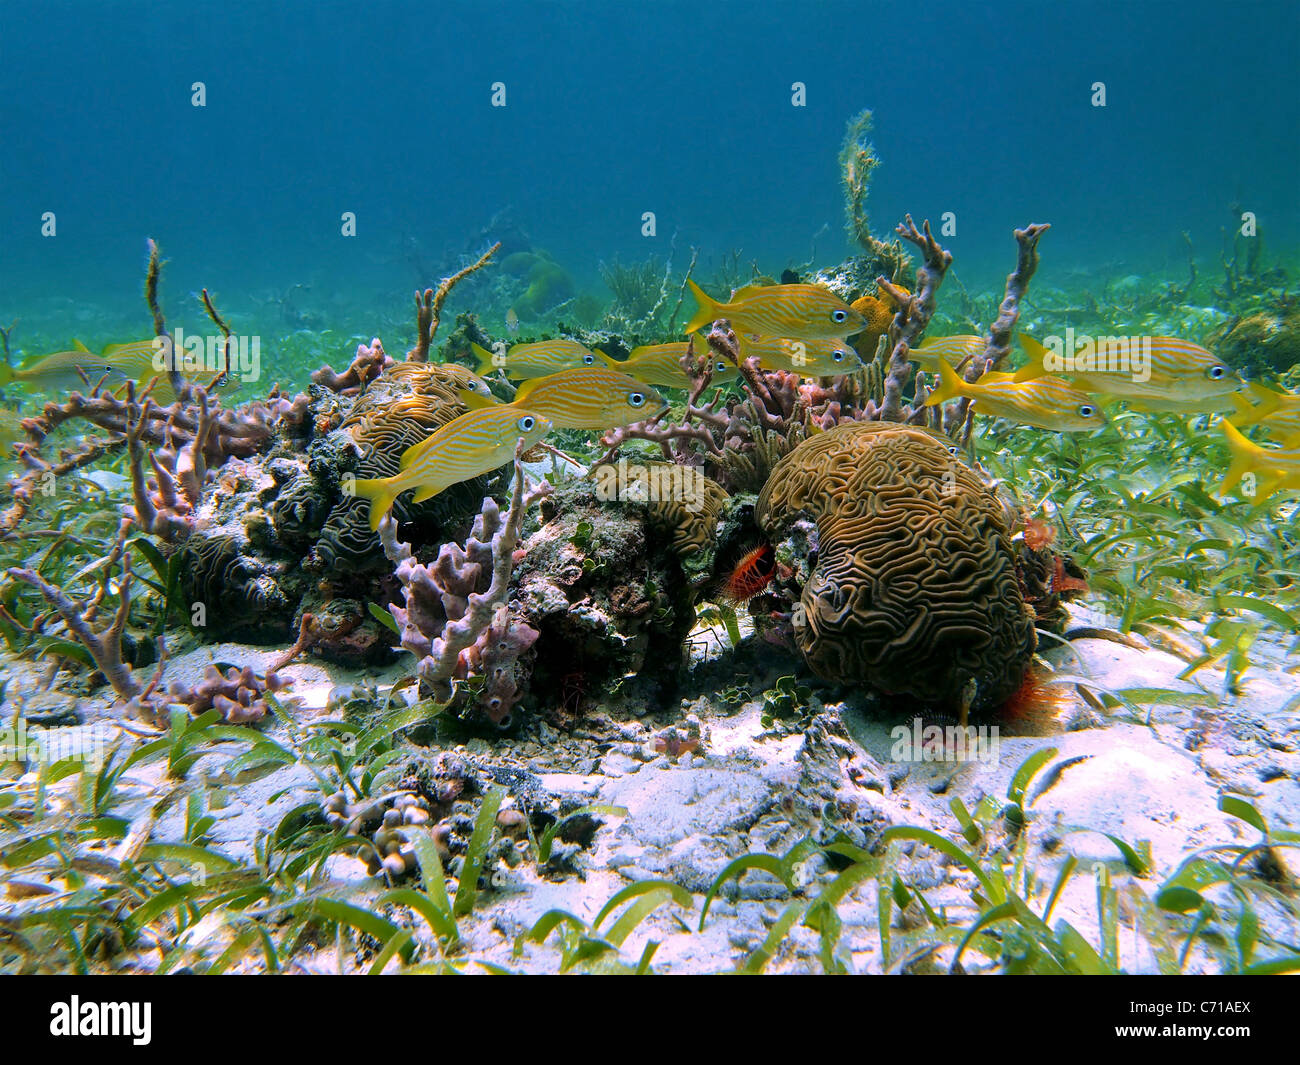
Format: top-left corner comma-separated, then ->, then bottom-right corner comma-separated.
505,308 -> 520,335
432,362 -> 496,400
1,338 -> 185,399
611,338 -> 738,389
911,335 -> 988,373
924,359 -> 1105,432
737,334 -> 863,377
471,339 -> 603,380
1229,383 -> 1300,439
1015,333 -> 1239,405
351,406 -> 552,530
458,366 -> 668,430
1218,420 -> 1300,502
683,279 -> 866,339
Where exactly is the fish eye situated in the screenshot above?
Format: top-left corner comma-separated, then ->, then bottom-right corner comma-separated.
1079,404 -> 1096,418
833,349 -> 846,362
715,361 -> 728,372
518,416 -> 535,431
628,392 -> 646,407
582,353 -> 595,365
1207,365 -> 1227,380
831,309 -> 848,323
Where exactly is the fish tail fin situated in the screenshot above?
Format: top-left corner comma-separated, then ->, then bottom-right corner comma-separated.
1228,388 -> 1261,427
682,279 -> 720,336
592,349 -> 619,368
1013,334 -> 1050,382
923,358 -> 967,407
1218,419 -> 1264,497
471,342 -> 501,375
351,477 -> 399,532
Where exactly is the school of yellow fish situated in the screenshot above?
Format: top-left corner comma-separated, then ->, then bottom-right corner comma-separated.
4,279 -> 1298,517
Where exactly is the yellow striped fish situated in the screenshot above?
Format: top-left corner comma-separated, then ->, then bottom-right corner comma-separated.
1,339 -> 166,394
457,366 -> 668,429
350,406 -> 551,530
605,338 -> 739,389
683,280 -> 866,339
471,339 -> 603,380
924,359 -> 1105,432
433,361 -> 496,400
1015,334 -> 1239,405
737,335 -> 863,377
911,335 -> 987,373
1219,420 -> 1300,502
1229,383 -> 1300,439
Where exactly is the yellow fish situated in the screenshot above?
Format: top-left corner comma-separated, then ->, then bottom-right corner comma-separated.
432,361 -> 496,401
608,338 -> 739,389
457,366 -> 667,430
911,335 -> 987,373
351,406 -> 552,531
471,339 -> 603,380
2,339 -> 152,391
737,335 -> 863,377
1015,333 -> 1238,405
505,308 -> 520,335
1229,383 -> 1300,439
924,359 -> 1105,432
683,279 -> 866,339
1218,420 -> 1300,502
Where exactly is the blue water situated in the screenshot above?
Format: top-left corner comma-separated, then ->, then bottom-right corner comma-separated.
2,0 -> 1297,346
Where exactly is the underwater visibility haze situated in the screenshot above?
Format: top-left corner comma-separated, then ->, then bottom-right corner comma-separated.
0,0 -> 1298,984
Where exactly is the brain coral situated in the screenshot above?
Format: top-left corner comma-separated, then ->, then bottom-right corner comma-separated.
308,362 -> 491,570
756,421 -> 1035,711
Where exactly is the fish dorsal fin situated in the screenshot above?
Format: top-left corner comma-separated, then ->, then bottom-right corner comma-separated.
471,342 -> 500,374
1013,334 -> 1051,382
456,387 -> 500,410
512,378 -> 542,404
73,339 -> 91,352
730,283 -> 764,301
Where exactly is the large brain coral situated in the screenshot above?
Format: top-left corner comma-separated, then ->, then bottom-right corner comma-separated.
756,421 -> 1035,711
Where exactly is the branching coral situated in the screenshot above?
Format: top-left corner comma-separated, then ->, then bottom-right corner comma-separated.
596,335 -> 729,465
407,243 -> 502,362
124,386 -> 214,544
6,516 -> 286,724
8,518 -> 143,707
166,663 -> 288,725
378,445 -> 551,724
311,338 -> 392,394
